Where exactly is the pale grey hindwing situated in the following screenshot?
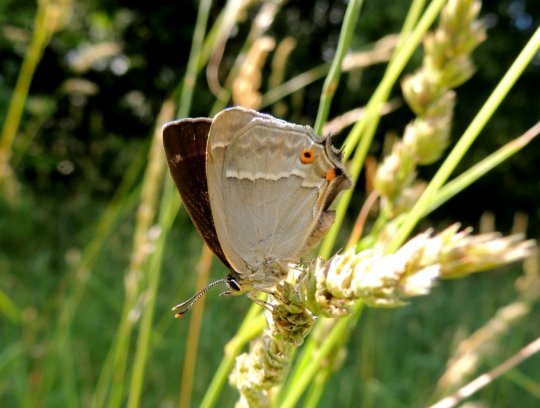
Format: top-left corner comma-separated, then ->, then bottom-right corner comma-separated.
207,107 -> 351,278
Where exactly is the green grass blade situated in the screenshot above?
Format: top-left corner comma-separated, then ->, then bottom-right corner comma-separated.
428,121 -> 540,214
387,25 -> 540,254
314,0 -> 364,133
279,317 -> 351,408
0,4 -> 48,189
125,1 -> 213,407
200,308 -> 265,408
126,181 -> 180,408
319,0 -> 447,259
0,289 -> 21,324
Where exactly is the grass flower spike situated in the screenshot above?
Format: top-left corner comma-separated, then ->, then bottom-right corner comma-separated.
229,226 -> 534,406
375,0 -> 486,217
309,225 -> 535,312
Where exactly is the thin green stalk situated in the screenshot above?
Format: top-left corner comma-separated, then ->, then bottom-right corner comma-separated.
504,368 -> 540,399
198,0 -> 246,72
387,25 -> 540,254
210,1 -> 285,114
313,0 -> 364,133
174,0 -> 246,103
400,0 -> 426,40
0,4 -> 49,189
201,357 -> 240,408
45,185 -> 143,397
279,316 -> 350,408
280,1 -> 442,404
261,64 -> 330,109
126,1 -> 213,406
91,340 -> 117,408
342,0 -> 445,160
0,289 -> 21,324
107,101 -> 174,408
279,303 -> 364,407
281,332 -> 317,396
264,1 -> 443,406
428,121 -> 540,215
200,308 -> 265,408
298,99 -> 540,408
127,181 -> 180,408
0,343 -> 24,378
319,0 -> 446,259
209,25 -> 261,114
35,142 -> 146,406
302,371 -> 328,408
86,141 -> 157,407
225,306 -> 265,356
179,246 -> 213,408
32,186 -> 141,406
430,336 -> 540,408
261,34 -> 399,110
179,0 -> 213,117
61,334 -> 79,408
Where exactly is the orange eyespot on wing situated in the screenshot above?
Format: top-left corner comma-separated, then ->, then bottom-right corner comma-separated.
300,148 -> 316,164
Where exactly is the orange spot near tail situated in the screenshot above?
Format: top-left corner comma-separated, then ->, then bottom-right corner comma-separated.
326,169 -> 337,182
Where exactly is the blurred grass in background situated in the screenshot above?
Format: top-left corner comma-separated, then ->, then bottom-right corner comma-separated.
1,0 -> 539,406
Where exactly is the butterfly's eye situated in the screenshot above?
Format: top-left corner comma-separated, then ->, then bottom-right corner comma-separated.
300,148 -> 316,164
227,277 -> 242,292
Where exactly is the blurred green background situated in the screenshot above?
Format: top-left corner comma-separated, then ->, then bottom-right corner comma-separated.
1,0 -> 539,406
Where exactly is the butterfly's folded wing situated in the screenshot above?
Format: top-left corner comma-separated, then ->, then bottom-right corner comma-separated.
206,107 -> 351,274
162,118 -> 231,269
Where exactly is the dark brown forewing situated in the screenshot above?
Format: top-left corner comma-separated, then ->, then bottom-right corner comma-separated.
162,118 -> 230,268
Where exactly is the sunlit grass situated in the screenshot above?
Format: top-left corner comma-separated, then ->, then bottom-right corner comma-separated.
0,0 -> 539,407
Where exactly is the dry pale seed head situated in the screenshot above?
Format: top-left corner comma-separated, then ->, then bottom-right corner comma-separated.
401,69 -> 443,115
232,36 -> 276,109
403,116 -> 451,165
374,142 -> 416,200
304,225 -> 535,312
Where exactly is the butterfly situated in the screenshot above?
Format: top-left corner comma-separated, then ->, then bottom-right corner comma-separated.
162,107 -> 351,316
